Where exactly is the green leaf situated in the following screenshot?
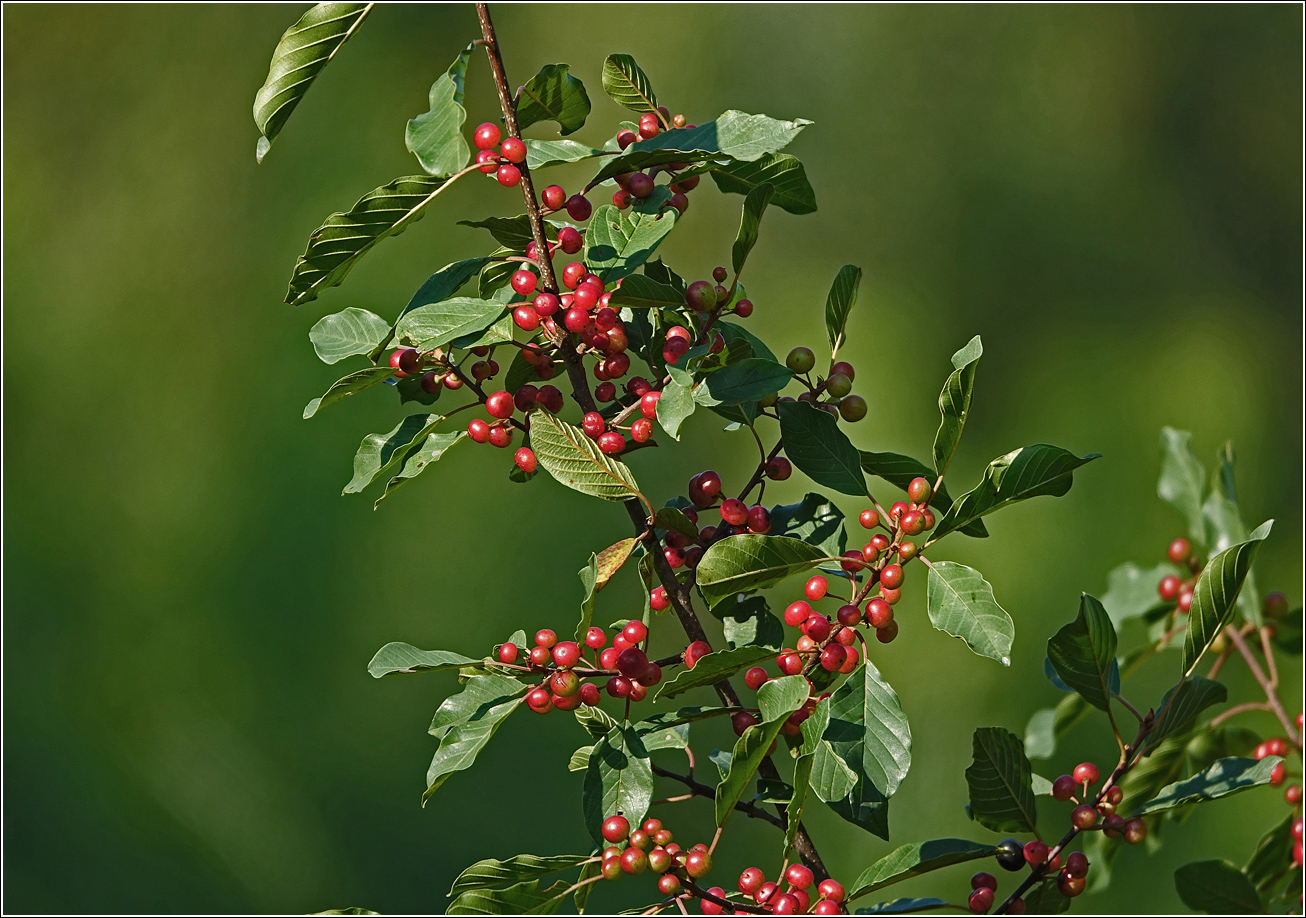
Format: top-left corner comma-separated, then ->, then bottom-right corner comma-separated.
1046,593 -> 1119,711
696,534 -> 828,607
1181,520 -> 1272,677
252,3 -> 373,162
366,643 -> 478,678
607,274 -> 684,309
567,745 -> 592,773
457,216 -> 541,250
310,307 -> 391,364
712,595 -> 785,651
424,675 -> 528,804
716,319 -> 777,361
634,706 -> 736,734
824,265 -> 863,358
1174,860 -> 1261,914
1136,756 -> 1283,815
811,738 -> 859,804
1246,815 -> 1296,892
715,676 -> 808,825
601,54 -> 659,113
929,445 -> 1100,542
374,431 -> 465,506
777,400 -> 867,496
1158,427 -> 1207,547
657,367 -> 696,440
827,774 -> 890,840
528,410 -> 642,502
769,493 -> 847,557
286,174 -> 464,306
825,661 -> 912,797
699,358 -> 793,406
655,645 -> 776,701
450,853 -> 593,896
931,335 -> 982,478
583,203 -> 679,284
848,839 -> 997,900
1024,708 -> 1057,760
859,451 -> 987,538
853,898 -> 948,915
1202,490 -> 1262,627
965,727 -> 1037,834
1147,677 -> 1228,750
1100,561 -> 1182,627
711,153 -> 817,215
447,879 -> 570,915
399,257 -> 492,321
575,538 -> 638,644
405,43 -> 473,176
731,182 -> 774,276
525,139 -> 604,170
655,506 -> 700,541
302,366 -> 395,418
516,63 -> 590,135
394,297 -> 506,351
344,413 -> 442,494
1022,883 -> 1071,914
926,561 -> 1014,666
583,724 -> 654,844
575,706 -> 620,742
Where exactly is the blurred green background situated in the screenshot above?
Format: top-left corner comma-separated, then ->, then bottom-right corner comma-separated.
4,3 -> 1301,914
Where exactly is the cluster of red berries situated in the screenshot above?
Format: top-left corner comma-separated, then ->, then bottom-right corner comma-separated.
782,350 -> 867,423
1048,761 -> 1145,847
1155,537 -> 1207,612
1253,734 -> 1302,807
597,814 -> 713,898
610,108 -> 699,215
472,121 -> 592,220
729,863 -> 847,915
1293,815 -> 1304,868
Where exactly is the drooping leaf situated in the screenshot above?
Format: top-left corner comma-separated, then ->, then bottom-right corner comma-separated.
449,853 -> 593,896
1147,677 -> 1228,750
1202,490 -> 1262,627
582,724 -> 654,844
525,139 -> 604,170
575,538 -> 637,645
656,366 -> 696,440
853,898 -> 948,915
1173,860 -> 1261,914
931,335 -> 982,478
848,839 -> 997,900
606,274 -> 684,309
344,413 -> 443,494
634,706 -> 736,734
824,265 -> 863,358
516,63 -> 591,135
698,358 -> 793,406
769,493 -> 848,557
711,153 -> 817,215
286,174 -> 465,306
366,643 -> 478,678
929,445 -> 1100,542
1046,593 -> 1119,711
310,307 -> 391,364
567,745 -> 592,773
424,675 -> 528,804
696,534 -> 828,607
601,54 -> 659,113
446,879 -> 570,915
303,366 -> 395,418
826,772 -> 890,840
393,297 -> 506,351
824,661 -> 912,797
405,43 -> 473,176
714,676 -> 808,826
375,431 -> 465,506
529,410 -> 642,502
1181,520 -> 1272,677
859,450 -> 987,538
731,182 -> 774,276
583,203 -> 678,283
1158,427 -> 1207,547
926,561 -> 1014,666
1100,561 -> 1182,627
1136,756 -> 1283,815
712,595 -> 785,651
252,3 -> 373,162
777,400 -> 867,496
655,645 -> 776,701
965,727 -> 1037,834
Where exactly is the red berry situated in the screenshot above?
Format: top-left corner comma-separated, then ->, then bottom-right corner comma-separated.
805,575 -> 828,601
837,604 -> 862,627
772,893 -> 801,915
739,867 -> 765,895
859,508 -> 880,529
498,642 -> 518,664
513,447 -> 537,473
542,184 -> 566,210
747,505 -> 771,533
486,390 -> 514,419
777,652 -> 804,676
389,347 -> 420,377
784,864 -> 814,890
866,599 -> 893,629
631,418 -> 653,443
685,849 -> 712,878
803,614 -> 832,642
1065,852 -> 1089,879
1073,763 -> 1100,786
733,298 -> 753,318
579,682 -> 601,706
817,879 -> 844,903
475,148 -> 498,173
744,666 -> 769,691
1052,775 -> 1076,801
1071,805 -> 1098,829
1286,785 -> 1303,805
526,687 -> 553,713
606,675 -> 631,698
1168,537 -> 1192,564
650,587 -> 670,611
907,477 -> 932,503
875,621 -> 899,643
731,711 -> 759,736
623,620 -> 648,645
496,164 -> 521,187
765,456 -> 792,480
467,419 -> 491,443
785,601 -> 813,627
598,431 -> 625,454
512,305 -> 540,330
566,194 -> 592,221
1177,588 -> 1194,613
840,551 -> 865,573
720,499 -> 748,526
1158,575 -> 1181,601
473,122 -> 501,150
616,647 -> 649,679
1023,840 -> 1048,865
552,641 -> 581,669
684,640 -> 712,668
968,888 -> 994,914
536,385 -> 563,414
971,872 -> 997,891
580,412 -> 605,438
1271,763 -> 1287,786
616,129 -> 637,150
820,644 -> 847,672
754,882 -> 779,906
812,901 -> 840,916
488,425 -> 512,448
879,564 -> 904,590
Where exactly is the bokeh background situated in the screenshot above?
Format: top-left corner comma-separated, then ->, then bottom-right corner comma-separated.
4,3 -> 1302,914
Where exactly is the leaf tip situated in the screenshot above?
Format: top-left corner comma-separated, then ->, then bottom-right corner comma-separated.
255,135 -> 271,163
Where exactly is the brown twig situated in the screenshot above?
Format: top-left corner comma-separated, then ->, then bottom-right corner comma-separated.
1226,625 -> 1301,748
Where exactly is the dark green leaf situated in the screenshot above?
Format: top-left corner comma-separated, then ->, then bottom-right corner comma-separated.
310,307 -> 390,364
777,400 -> 867,496
399,257 -> 492,321
286,174 -> 463,306
731,182 -> 774,275
655,506 -> 700,541
302,366 -> 395,418
655,645 -> 776,701
853,898 -> 947,915
716,319 -> 776,361
848,839 -> 996,900
929,445 -> 1100,542
769,493 -> 848,557
516,63 -> 590,135
634,706 -> 736,734
711,153 -> 817,214
1148,677 -> 1228,750
859,450 -> 988,538
525,139 -> 604,170
699,358 -> 792,406
931,335 -> 982,478
375,431 -> 465,506
456,216 -> 541,250
607,274 -> 684,309
394,297 -> 506,350
712,595 -> 785,650
574,538 -> 637,645
1245,815 -> 1295,892
366,643 -> 478,677
965,727 -> 1037,834
583,203 -> 679,283
1182,520 -> 1272,677
824,264 -> 862,358
1174,860 -> 1261,914
1046,593 -> 1119,710
1136,756 -> 1283,815
601,54 -> 658,113
657,367 -> 696,440
449,854 -> 593,896
1158,427 -> 1207,547
715,676 -> 808,826
825,661 -> 912,797
1100,561 -> 1182,627
424,674 -> 528,804
1023,883 -> 1071,914
696,534 -> 828,607
1202,489 -> 1262,626
529,410 -> 642,502
253,3 -> 373,162
926,561 -> 1014,666
446,879 -> 570,915
405,43 -> 473,176
575,706 -> 620,742
344,413 -> 442,494
1024,708 -> 1057,760
583,724 -> 653,844
827,774 -> 890,840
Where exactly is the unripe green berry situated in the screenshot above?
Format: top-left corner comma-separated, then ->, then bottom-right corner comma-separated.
786,347 -> 815,374
839,395 -> 868,422
825,373 -> 852,398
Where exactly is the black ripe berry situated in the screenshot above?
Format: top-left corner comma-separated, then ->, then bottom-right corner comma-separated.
995,839 -> 1025,872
